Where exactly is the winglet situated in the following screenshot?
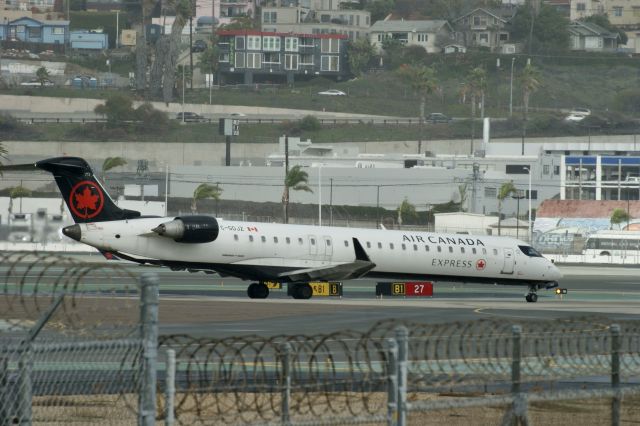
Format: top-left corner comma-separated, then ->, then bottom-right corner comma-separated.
352,238 -> 371,262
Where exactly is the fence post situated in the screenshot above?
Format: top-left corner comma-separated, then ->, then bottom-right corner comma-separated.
165,349 -> 176,426
139,272 -> 159,426
16,348 -> 32,425
386,338 -> 399,426
501,324 -> 530,426
395,326 -> 408,426
280,342 -> 292,425
511,325 -> 521,394
611,324 -> 621,426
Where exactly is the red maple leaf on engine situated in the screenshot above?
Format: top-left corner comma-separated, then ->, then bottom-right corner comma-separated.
75,186 -> 99,211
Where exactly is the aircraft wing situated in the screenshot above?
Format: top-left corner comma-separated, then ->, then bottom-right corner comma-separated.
277,237 -> 376,282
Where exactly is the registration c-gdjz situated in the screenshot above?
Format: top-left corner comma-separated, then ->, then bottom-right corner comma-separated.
8,157 -> 562,302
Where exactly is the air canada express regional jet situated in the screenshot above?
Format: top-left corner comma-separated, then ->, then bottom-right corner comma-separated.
5,157 -> 562,302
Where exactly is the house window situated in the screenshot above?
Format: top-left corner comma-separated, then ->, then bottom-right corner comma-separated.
52,27 -> 64,35
263,36 -> 280,51
320,55 -> 339,71
247,36 -> 261,50
613,6 -> 623,17
634,7 -> 640,17
543,165 -> 550,175
479,33 -> 489,43
554,165 -> 560,175
246,52 -> 262,69
263,11 -> 277,24
263,52 -> 280,64
284,54 -> 298,70
525,190 -> 538,200
320,14 -> 331,22
235,52 -> 245,68
473,16 -> 487,26
285,37 -> 298,52
576,3 -> 586,11
499,33 -> 508,41
417,33 -> 427,42
321,38 -> 339,53
235,36 -> 245,50
28,27 -> 41,38
219,52 -> 230,63
16,25 -> 25,33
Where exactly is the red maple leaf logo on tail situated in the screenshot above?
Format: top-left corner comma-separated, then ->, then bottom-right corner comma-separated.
75,186 -> 99,211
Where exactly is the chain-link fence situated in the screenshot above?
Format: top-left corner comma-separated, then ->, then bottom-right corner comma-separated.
2,252 -> 640,425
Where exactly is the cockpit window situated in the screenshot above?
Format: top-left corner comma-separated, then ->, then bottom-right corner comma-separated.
519,245 -> 543,257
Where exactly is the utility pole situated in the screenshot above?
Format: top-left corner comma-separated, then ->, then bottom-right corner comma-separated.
189,15 -> 193,90
509,57 -> 515,117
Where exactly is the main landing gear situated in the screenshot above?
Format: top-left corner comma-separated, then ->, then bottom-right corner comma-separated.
525,284 -> 538,303
290,283 -> 313,300
247,282 -> 269,299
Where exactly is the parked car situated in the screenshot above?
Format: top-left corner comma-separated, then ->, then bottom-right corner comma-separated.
192,39 -> 207,52
318,89 -> 346,96
564,113 -> 587,123
20,78 -> 54,87
176,112 -> 207,122
427,113 -> 452,124
569,107 -> 591,116
230,112 -> 246,117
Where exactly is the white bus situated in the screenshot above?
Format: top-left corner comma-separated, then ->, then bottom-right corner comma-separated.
582,230 -> 640,257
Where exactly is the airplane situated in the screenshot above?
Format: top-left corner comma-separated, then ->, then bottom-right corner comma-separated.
3,157 -> 562,302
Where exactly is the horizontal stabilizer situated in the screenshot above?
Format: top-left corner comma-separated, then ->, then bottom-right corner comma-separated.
278,259 -> 376,282
1,163 -> 39,172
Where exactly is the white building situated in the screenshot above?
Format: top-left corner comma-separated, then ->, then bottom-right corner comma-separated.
368,19 -> 454,53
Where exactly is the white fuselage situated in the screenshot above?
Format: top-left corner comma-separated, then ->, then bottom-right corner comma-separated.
74,217 -> 562,284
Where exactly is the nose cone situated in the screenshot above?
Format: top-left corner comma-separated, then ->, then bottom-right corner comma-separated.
62,224 -> 81,241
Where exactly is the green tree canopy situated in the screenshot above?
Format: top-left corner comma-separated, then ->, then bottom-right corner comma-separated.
9,185 -> 32,198
365,0 -> 394,22
198,38 -> 220,76
192,183 -> 223,213
398,198 -> 418,225
611,208 -> 631,228
94,93 -> 134,127
35,66 -> 50,88
102,157 -> 127,173
282,165 -> 313,223
520,64 -> 542,119
497,180 -> 517,235
347,38 -> 376,76
509,3 -> 569,53
397,64 -> 438,119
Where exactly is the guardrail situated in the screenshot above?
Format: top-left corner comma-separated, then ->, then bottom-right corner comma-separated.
17,117 -> 439,125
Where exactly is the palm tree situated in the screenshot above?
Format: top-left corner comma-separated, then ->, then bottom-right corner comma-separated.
0,142 -> 7,176
519,64 -> 541,154
497,181 -> 517,236
397,64 -> 438,121
9,185 -> 32,214
35,66 -> 50,88
282,165 -> 313,224
461,67 -> 487,154
101,157 -> 127,186
191,183 -> 222,213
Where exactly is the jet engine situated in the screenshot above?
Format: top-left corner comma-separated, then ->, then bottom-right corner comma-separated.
151,216 -> 219,243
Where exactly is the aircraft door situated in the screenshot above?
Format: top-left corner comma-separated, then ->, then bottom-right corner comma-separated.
502,248 -> 514,274
308,235 -> 318,256
323,235 -> 333,260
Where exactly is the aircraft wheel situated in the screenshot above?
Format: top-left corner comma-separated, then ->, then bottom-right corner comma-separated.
291,283 -> 313,300
248,283 -> 269,299
525,293 -> 538,303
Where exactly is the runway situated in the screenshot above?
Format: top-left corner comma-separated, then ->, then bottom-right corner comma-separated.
134,264 -> 640,337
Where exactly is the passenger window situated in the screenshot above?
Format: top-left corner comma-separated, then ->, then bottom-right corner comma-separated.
286,237 -> 290,244
344,240 -> 349,247
274,237 -> 278,243
413,244 -> 418,251
249,235 -> 254,242
425,245 -> 430,252
449,246 -> 453,253
310,238 -> 315,245
326,239 -> 331,246
437,246 -> 442,252
472,248 -> 476,254
482,248 -> 487,255
366,242 -> 371,248
234,234 -> 238,241
461,247 -> 465,254
378,242 -> 382,249
493,249 -> 498,255
298,238 -> 303,245
261,236 -> 266,243
401,244 -> 406,250
390,243 -> 394,250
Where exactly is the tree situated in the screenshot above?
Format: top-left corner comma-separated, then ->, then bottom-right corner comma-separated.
94,93 -> 134,127
520,64 -> 541,120
396,64 -> 438,121
458,183 -> 468,212
102,157 -> 127,185
8,185 -> 32,214
192,183 -> 223,213
0,142 -> 7,176
398,198 -> 418,225
347,38 -> 375,77
300,115 -> 321,132
282,165 -> 313,224
365,0 -> 394,22
497,181 -> 517,236
509,3 -> 569,53
35,66 -> 50,88
198,37 -> 220,79
461,67 -> 487,153
611,208 -> 631,229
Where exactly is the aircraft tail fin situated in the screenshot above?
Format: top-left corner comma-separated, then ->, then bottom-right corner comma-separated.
29,157 -> 141,223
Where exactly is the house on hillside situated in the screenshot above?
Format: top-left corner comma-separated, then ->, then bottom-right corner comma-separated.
568,20 -> 620,51
0,16 -> 68,45
368,20 -> 454,53
452,8 -> 513,52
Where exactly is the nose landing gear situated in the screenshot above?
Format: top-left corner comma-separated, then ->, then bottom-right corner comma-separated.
525,284 -> 538,303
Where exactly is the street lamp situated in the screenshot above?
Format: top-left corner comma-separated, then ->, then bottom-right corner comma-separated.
524,166 -> 532,242
512,190 -> 525,240
509,57 -> 515,117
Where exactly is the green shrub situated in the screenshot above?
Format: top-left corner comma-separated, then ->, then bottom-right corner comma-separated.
300,115 -> 321,132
